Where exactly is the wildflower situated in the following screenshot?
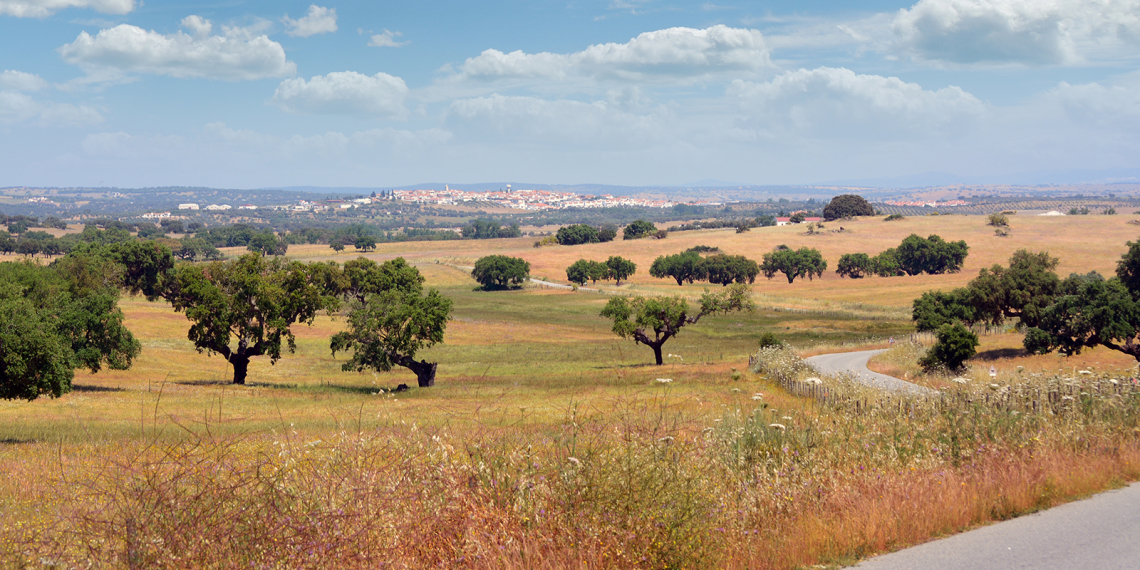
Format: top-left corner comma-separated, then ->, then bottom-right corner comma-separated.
568,457 -> 581,465
782,416 -> 793,421
952,377 -> 969,384
769,423 -> 786,430
655,378 -> 673,384
658,436 -> 674,443
1079,370 -> 1093,375
804,377 -> 822,385
751,394 -> 763,401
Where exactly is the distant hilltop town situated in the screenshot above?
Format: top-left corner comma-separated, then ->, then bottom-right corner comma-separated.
392,185 -> 691,210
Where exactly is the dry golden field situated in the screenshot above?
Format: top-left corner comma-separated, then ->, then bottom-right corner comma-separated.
2,214 -> 1140,569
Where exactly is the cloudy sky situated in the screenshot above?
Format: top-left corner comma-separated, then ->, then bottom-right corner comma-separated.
1,0 -> 1138,188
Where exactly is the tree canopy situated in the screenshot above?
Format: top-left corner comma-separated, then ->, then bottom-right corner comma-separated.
472,255 -> 530,290
1023,243 -> 1140,362
702,254 -> 759,286
556,224 -> 600,246
649,252 -> 706,286
0,254 -> 141,400
836,253 -> 871,279
822,194 -> 874,221
330,258 -> 452,387
760,246 -> 826,283
165,253 -> 338,384
605,256 -> 637,285
896,234 -> 969,276
600,283 -> 755,365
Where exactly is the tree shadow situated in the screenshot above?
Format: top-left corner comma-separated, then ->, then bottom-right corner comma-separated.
175,379 -> 232,387
0,438 -> 36,445
973,347 -> 1027,361
71,384 -> 125,393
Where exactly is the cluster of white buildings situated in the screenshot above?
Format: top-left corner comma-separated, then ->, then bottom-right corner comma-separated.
177,204 -> 257,211
392,186 -> 680,210
882,199 -> 969,207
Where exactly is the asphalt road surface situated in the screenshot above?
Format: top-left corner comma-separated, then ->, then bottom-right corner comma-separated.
804,349 -> 937,396
849,483 -> 1140,569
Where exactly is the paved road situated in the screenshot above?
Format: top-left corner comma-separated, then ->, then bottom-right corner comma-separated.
849,483 -> 1140,569
805,349 -> 937,396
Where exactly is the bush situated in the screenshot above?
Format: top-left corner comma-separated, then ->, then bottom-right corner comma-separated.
919,322 -> 978,372
987,213 -> 1009,227
896,234 -> 969,275
685,245 -> 720,254
884,214 -> 905,221
472,255 -> 530,290
623,220 -> 656,240
757,332 -> 783,349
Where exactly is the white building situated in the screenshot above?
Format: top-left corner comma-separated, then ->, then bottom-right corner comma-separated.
141,212 -> 171,219
238,204 -> 258,210
178,203 -> 199,210
205,204 -> 232,211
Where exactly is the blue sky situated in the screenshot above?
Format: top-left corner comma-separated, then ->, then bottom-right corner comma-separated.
1,0 -> 1138,188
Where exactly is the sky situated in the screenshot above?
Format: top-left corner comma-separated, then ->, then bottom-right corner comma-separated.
1,0 -> 1139,189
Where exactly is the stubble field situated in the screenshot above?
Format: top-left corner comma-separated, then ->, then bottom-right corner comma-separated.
2,213 -> 1140,569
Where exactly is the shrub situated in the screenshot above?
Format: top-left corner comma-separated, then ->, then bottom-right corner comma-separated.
884,214 -> 905,221
757,332 -> 783,349
987,213 -> 1009,227
919,322 -> 979,372
623,220 -> 656,240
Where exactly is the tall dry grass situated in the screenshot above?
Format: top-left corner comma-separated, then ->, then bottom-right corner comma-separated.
4,346 -> 1139,569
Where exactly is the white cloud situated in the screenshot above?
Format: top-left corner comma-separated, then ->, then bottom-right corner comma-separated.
271,71 -> 408,117
449,25 -> 770,84
368,30 -> 408,47
0,90 -> 102,125
57,16 -> 296,81
282,5 -> 337,38
445,94 -> 670,148
1046,72 -> 1140,129
0,0 -> 131,18
0,70 -> 49,91
728,67 -> 985,138
892,0 -> 1140,65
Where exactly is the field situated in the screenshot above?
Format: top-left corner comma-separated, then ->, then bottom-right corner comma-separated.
2,214 -> 1140,568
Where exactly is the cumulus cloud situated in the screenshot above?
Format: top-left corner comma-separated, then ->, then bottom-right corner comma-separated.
271,71 -> 408,117
445,94 -> 670,148
728,67 -> 985,138
0,0 -> 132,18
368,30 -> 409,47
0,70 -> 49,91
282,5 -> 337,38
0,90 -> 102,125
449,25 -> 770,84
1046,73 -> 1140,129
892,0 -> 1140,65
57,16 -> 296,80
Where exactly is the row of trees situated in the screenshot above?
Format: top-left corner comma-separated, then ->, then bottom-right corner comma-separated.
1,241 -> 454,398
836,234 -> 969,279
649,251 -> 761,286
911,242 -> 1140,370
552,219 -> 664,246
566,257 -> 636,286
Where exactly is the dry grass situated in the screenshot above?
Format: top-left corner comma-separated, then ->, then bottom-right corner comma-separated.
2,214 -> 1140,568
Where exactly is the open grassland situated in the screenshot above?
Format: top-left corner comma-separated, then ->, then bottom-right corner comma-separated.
3,214 -> 1140,568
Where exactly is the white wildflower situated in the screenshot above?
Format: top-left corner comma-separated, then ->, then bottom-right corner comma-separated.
568,457 -> 581,465
804,377 -> 823,385
655,378 -> 673,384
768,423 -> 786,430
1079,370 -> 1093,375
952,377 -> 969,385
